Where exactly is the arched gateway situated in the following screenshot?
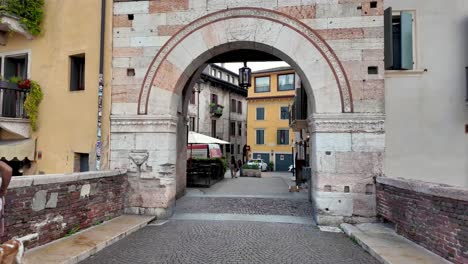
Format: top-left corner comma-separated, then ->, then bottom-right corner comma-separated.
110,7 -> 385,225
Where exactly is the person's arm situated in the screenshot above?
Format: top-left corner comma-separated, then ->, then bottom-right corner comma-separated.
0,161 -> 12,197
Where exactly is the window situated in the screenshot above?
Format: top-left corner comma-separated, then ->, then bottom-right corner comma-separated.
231,99 -> 236,113
237,101 -> 242,114
256,129 -> 265,145
277,129 -> 289,145
227,75 -> 231,83
74,153 -> 89,172
217,71 -> 222,79
70,54 -> 86,91
211,68 -> 216,76
4,53 -> 28,79
384,8 -> 414,70
189,117 -> 195,131
190,91 -> 195,104
230,121 -> 236,136
238,122 -> 242,136
237,145 -> 241,155
280,106 -> 290,120
255,76 -> 270,93
256,107 -> 265,120
211,94 -> 218,104
226,144 -> 230,153
211,120 -> 216,137
278,73 -> 294,91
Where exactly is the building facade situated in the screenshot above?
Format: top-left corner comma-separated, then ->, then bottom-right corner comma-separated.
0,0 -> 112,175
187,64 -> 247,162
246,67 -> 295,171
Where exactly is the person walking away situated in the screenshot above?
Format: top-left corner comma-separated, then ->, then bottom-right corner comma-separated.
0,161 -> 12,237
230,156 -> 237,179
237,160 -> 243,178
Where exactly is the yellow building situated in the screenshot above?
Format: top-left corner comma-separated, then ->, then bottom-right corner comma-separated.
246,67 -> 295,171
0,0 -> 113,175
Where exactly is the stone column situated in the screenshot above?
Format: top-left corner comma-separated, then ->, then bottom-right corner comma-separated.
309,113 -> 385,225
110,115 -> 178,219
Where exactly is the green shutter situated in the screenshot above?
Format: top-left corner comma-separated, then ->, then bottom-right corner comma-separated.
277,130 -> 281,144
285,130 -> 289,144
384,7 -> 394,70
400,12 -> 413,70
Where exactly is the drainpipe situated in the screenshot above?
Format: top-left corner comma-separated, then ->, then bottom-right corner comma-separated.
95,0 -> 106,170
196,82 -> 200,133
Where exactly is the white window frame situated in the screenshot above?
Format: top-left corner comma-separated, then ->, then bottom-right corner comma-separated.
0,49 -> 32,79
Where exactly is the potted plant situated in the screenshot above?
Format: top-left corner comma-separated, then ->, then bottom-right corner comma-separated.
268,161 -> 274,171
0,76 -> 19,89
241,164 -> 261,177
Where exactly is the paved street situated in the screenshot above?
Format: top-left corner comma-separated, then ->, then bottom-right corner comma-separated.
80,172 -> 378,264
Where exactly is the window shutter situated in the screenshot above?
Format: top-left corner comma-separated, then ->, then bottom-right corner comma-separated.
277,130 -> 281,144
400,12 -> 413,70
285,130 -> 289,144
384,7 -> 393,70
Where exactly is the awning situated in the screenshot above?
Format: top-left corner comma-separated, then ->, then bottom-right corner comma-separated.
0,139 -> 35,160
188,131 -> 230,145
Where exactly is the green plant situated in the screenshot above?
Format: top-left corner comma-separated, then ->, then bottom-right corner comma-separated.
268,161 -> 274,171
64,225 -> 80,237
242,164 -> 259,170
24,80 -> 44,131
9,76 -> 22,84
214,108 -> 223,115
3,0 -> 44,36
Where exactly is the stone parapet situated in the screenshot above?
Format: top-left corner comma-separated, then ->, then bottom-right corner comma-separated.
376,177 -> 468,264
2,171 -> 128,249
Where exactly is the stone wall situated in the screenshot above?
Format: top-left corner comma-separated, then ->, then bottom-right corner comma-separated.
1,171 -> 127,249
376,177 -> 468,264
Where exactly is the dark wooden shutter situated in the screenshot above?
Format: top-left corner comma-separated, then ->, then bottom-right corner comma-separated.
400,11 -> 414,70
384,7 -> 394,70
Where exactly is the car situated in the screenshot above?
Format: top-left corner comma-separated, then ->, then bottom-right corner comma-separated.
246,159 -> 268,171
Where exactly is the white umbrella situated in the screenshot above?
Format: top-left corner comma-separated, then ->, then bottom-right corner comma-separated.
188,131 -> 230,145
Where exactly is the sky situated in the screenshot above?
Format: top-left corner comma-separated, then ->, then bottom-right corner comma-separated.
218,61 -> 290,74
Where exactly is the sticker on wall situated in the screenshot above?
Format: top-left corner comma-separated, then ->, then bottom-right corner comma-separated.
280,155 -> 284,161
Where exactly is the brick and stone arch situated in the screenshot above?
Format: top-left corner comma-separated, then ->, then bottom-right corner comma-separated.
110,5 -> 385,224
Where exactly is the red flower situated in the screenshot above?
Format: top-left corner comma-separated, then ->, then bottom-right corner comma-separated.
18,79 -> 31,89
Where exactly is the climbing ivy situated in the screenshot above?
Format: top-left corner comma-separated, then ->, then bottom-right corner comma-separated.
1,0 -> 44,36
23,80 -> 43,131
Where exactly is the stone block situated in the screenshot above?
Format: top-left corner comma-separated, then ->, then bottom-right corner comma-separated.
110,133 -> 136,150
157,25 -> 184,36
113,37 -> 130,48
352,193 -> 376,217
326,16 -> 383,29
363,49 -> 384,61
166,10 -> 208,25
80,184 -> 91,198
277,0 -> 300,7
351,133 -> 385,152
361,0 -> 384,16
153,60 -> 184,92
130,36 -> 171,47
132,13 -> 167,29
45,193 -> 58,208
315,3 -> 361,18
363,27 -> 384,38
149,0 -> 189,13
277,5 -> 316,19
9,177 -> 33,188
362,79 -> 384,100
113,57 -> 130,68
113,15 -> 132,27
328,38 -> 384,51
335,152 -> 383,174
114,2 -> 149,15
113,47 -> 144,58
315,133 -> 352,152
316,28 -> 364,40
314,191 -> 354,216
32,190 -> 47,211
135,133 -> 177,151
316,151 -> 336,173
353,99 -> 384,113
129,56 -> 154,68
189,0 -> 207,10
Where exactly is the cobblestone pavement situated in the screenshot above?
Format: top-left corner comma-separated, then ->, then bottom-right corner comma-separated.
175,196 -> 313,217
80,220 -> 379,264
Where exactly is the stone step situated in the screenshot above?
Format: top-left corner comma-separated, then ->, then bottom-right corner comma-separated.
340,223 -> 452,264
24,215 -> 155,264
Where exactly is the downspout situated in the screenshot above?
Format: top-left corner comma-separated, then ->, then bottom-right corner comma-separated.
95,0 -> 106,170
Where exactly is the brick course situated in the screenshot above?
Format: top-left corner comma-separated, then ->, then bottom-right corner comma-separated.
1,173 -> 127,249
377,183 -> 468,264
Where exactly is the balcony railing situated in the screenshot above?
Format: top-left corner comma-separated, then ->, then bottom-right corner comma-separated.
210,104 -> 224,118
0,82 -> 29,118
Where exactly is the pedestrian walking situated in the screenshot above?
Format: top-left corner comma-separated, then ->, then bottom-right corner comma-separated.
237,160 -> 243,177
230,156 -> 237,179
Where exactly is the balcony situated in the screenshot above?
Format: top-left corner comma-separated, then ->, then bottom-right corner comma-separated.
0,80 -> 30,138
210,104 -> 224,118
0,0 -> 40,45
289,88 -> 308,131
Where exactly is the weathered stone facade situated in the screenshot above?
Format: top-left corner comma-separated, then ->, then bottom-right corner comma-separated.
2,171 -> 127,248
110,1 -> 385,224
376,177 -> 468,264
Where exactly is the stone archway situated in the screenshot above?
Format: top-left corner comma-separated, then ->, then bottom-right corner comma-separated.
110,7 -> 385,225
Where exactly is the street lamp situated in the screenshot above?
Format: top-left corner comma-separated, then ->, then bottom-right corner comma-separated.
239,62 -> 252,88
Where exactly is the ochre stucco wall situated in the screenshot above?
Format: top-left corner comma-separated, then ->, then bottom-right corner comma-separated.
0,0 -> 113,174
